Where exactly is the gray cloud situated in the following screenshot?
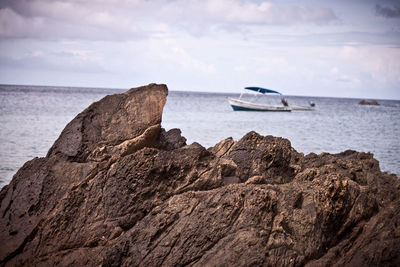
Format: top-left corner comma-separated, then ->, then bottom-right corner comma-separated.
0,0 -> 338,40
250,31 -> 400,48
0,0 -> 149,41
375,4 -> 400,18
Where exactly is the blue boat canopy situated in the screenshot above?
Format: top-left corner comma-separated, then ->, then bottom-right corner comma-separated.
245,87 -> 281,95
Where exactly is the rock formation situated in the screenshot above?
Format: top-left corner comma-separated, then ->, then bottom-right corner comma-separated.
359,99 -> 379,105
1,84 -> 399,266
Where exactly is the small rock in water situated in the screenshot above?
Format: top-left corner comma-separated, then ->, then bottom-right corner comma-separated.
359,99 -> 379,105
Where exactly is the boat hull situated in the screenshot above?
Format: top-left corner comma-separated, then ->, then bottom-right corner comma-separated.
228,98 -> 291,112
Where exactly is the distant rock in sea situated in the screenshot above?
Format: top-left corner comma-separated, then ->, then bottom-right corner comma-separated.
359,99 -> 379,105
1,84 -> 399,266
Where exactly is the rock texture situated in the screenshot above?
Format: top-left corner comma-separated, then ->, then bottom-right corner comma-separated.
1,84 -> 399,266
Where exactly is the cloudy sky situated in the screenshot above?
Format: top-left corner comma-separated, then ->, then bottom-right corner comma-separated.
0,0 -> 399,99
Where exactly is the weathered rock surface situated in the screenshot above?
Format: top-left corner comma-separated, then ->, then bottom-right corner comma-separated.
1,84 -> 399,266
47,83 -> 168,161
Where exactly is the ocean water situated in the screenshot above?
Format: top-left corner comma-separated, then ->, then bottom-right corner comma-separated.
1,85 -> 399,188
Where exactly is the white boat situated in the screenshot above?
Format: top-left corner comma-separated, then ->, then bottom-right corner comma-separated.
227,97 -> 291,112
228,86 -> 315,112
228,87 -> 291,112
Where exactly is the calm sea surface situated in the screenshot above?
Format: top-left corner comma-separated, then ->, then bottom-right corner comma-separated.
1,85 -> 399,188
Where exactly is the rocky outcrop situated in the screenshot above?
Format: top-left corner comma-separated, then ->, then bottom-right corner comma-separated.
359,99 -> 379,105
47,83 -> 168,162
1,84 -> 399,266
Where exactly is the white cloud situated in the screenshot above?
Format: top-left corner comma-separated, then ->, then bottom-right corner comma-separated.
0,0 -> 338,40
206,0 -> 336,25
329,67 -> 360,84
0,0 -> 146,40
150,38 -> 217,75
330,67 -> 339,74
339,45 -> 400,84
0,42 -> 106,74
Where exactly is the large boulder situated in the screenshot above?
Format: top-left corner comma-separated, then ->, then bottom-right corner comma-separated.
47,83 -> 168,161
1,84 -> 399,266
0,83 -> 168,264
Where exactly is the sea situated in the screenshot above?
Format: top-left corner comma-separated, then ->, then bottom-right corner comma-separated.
1,84 -> 399,188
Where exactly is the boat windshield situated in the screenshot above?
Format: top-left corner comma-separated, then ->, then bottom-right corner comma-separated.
238,91 -> 284,106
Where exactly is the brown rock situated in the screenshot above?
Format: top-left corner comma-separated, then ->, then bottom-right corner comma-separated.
359,99 -> 379,105
47,83 -> 168,161
0,83 -> 168,264
1,84 -> 399,266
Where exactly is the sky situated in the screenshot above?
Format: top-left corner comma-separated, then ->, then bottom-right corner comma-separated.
0,0 -> 399,99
